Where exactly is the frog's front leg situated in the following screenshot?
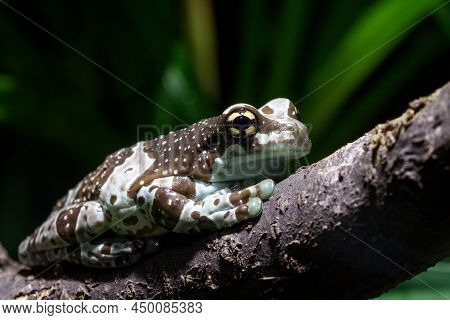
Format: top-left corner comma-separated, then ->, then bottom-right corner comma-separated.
139,179 -> 275,233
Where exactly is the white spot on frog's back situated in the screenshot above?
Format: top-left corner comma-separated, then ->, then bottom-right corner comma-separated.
100,142 -> 155,210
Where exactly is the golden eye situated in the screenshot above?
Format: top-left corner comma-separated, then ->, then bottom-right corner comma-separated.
229,127 -> 240,136
244,125 -> 256,135
226,110 -> 258,138
242,111 -> 256,120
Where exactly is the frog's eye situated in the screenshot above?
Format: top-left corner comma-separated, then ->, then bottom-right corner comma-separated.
225,110 -> 258,139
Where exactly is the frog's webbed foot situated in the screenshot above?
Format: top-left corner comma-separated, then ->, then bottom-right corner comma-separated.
143,179 -> 275,233
189,178 -> 275,231
80,237 -> 160,268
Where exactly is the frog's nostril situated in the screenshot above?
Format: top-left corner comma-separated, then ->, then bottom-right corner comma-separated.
303,137 -> 312,151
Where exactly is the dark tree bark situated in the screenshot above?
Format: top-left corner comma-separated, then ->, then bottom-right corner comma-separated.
1,82 -> 449,300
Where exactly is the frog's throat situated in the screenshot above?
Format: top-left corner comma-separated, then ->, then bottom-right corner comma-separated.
210,148 -> 310,181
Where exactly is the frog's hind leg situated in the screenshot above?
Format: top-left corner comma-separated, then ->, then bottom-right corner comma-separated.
18,201 -> 110,267
79,237 -> 160,268
18,245 -> 84,267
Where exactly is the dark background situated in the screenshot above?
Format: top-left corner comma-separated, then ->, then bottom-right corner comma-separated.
0,0 -> 449,298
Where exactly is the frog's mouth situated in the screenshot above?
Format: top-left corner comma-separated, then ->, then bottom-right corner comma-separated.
254,119 -> 311,152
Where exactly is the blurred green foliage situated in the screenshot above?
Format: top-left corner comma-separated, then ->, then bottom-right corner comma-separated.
0,0 -> 448,298
379,258 -> 450,299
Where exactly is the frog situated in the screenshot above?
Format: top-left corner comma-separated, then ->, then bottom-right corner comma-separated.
18,98 -> 311,268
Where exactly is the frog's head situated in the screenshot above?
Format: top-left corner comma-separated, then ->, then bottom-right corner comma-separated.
143,98 -> 310,182
210,98 -> 311,181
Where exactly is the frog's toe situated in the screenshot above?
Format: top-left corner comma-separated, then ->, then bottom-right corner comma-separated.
247,197 -> 263,218
258,179 -> 276,199
205,198 -> 263,230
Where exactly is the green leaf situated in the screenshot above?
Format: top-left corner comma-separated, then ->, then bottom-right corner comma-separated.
302,0 -> 444,139
434,4 -> 450,39
378,260 -> 450,299
264,0 -> 312,98
312,27 -> 442,161
0,74 -> 15,122
0,74 -> 15,92
153,43 -> 214,128
184,0 -> 220,101
233,0 -> 268,101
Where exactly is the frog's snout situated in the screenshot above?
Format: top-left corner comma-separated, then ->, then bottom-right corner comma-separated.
290,121 -> 311,154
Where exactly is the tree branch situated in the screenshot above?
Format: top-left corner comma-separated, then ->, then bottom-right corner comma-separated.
1,82 -> 449,299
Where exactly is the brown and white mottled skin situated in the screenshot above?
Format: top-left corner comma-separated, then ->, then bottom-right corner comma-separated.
18,98 -> 311,268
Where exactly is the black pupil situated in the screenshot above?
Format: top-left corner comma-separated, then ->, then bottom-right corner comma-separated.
232,115 -> 252,132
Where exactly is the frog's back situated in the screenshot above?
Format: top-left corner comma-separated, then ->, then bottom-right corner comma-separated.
55,115 -> 230,213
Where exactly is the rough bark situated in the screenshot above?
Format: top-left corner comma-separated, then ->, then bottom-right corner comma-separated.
1,82 -> 449,300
